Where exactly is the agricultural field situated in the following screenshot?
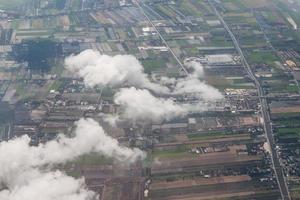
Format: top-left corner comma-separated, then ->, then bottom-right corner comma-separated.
247,51 -> 279,66
142,59 -> 168,73
0,0 -> 31,9
0,0 -> 298,199
222,0 -> 271,10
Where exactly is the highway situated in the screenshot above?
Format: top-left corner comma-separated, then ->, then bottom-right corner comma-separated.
208,1 -> 291,200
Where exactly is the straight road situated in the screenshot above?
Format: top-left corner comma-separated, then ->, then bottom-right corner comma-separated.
133,0 -> 190,76
208,1 -> 291,200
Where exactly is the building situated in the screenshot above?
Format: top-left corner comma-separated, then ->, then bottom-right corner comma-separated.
205,54 -> 234,64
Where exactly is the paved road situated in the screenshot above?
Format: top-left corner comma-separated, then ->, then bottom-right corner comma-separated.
208,1 -> 291,200
134,0 -> 190,76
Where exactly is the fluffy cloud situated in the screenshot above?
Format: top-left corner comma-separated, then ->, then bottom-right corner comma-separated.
114,87 -> 208,121
65,50 -> 223,101
99,113 -> 121,127
0,118 -> 144,200
0,171 -> 97,200
165,61 -> 223,100
185,60 -> 204,78
65,49 -> 169,93
65,50 -> 223,122
172,78 -> 223,100
0,118 -> 144,181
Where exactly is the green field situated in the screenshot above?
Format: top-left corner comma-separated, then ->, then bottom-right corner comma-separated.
276,128 -> 300,137
142,59 -> 167,73
206,76 -> 254,90
152,146 -> 193,159
272,112 -> 300,118
287,85 -> 299,93
247,51 -> 279,66
0,0 -> 30,9
209,36 -> 234,47
187,131 -> 239,141
63,153 -> 114,178
265,81 -> 298,93
49,80 -> 63,91
177,1 -> 202,17
63,153 -> 114,171
275,118 -> 300,127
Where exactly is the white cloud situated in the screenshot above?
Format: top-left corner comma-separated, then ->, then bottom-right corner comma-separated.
0,118 -> 145,200
0,170 -> 97,200
172,78 -> 223,100
0,118 -> 144,181
99,113 -> 121,127
185,60 -> 204,78
159,60 -> 223,101
114,87 -> 208,121
65,49 -> 169,93
65,50 -> 223,122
